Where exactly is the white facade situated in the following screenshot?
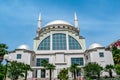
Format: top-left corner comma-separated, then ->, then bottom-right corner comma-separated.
9,14 -> 115,79
9,45 -> 35,78
85,43 -> 115,76
33,19 -> 86,78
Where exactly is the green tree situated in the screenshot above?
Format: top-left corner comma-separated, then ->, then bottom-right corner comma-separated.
0,43 -> 8,63
112,47 -> 120,64
84,62 -> 103,79
46,63 -> 55,80
7,61 -> 32,80
112,47 -> 120,76
22,63 -> 32,80
105,64 -> 114,78
70,64 -> 81,80
0,64 -> 5,80
7,61 -> 24,80
115,64 -> 120,75
57,68 -> 69,80
41,59 -> 48,68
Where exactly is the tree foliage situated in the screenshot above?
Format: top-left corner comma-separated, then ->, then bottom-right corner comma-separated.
58,68 -> 69,80
69,64 -> 81,80
112,47 -> 120,75
41,60 -> 55,80
84,62 -> 103,79
41,59 -> 49,68
46,63 -> 55,80
115,64 -> 120,75
0,43 -> 8,63
7,61 -> 32,80
0,43 -> 8,56
112,47 -> 120,64
21,64 -> 32,80
0,64 -> 5,80
7,61 -> 24,80
105,64 -> 114,78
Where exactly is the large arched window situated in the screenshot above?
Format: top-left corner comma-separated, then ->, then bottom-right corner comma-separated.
69,35 -> 82,50
52,33 -> 66,50
38,36 -> 50,50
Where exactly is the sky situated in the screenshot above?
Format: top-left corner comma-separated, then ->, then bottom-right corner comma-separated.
0,0 -> 120,51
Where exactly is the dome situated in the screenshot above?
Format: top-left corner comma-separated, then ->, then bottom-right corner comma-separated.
89,43 -> 103,49
45,20 -> 72,27
17,44 -> 30,50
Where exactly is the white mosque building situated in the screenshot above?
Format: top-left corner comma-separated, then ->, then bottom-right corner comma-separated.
8,13 -> 115,79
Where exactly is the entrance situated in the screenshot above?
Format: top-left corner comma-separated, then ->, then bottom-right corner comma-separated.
41,69 -> 46,78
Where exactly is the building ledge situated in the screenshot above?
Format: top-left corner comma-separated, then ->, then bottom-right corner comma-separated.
55,62 -> 67,65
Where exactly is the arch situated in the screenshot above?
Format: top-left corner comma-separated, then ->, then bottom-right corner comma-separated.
69,35 -> 82,50
52,33 -> 66,50
38,36 -> 50,50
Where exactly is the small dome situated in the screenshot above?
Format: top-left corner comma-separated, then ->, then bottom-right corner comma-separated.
17,44 -> 30,50
45,20 -> 72,27
89,43 -> 103,49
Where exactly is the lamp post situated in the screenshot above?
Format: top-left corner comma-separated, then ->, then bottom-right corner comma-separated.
4,54 -> 11,80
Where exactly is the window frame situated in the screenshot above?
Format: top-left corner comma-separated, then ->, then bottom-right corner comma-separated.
16,54 -> 22,59
71,57 -> 84,66
36,58 -> 49,66
52,33 -> 66,50
99,52 -> 104,57
38,36 -> 50,50
68,35 -> 82,50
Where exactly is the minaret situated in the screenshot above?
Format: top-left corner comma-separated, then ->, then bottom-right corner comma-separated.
37,13 -> 42,37
74,12 -> 79,30
37,13 -> 42,30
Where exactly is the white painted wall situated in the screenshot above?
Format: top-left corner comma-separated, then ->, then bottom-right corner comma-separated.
9,50 -> 34,78
85,48 -> 115,76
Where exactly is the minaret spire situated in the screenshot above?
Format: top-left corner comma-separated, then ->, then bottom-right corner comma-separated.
74,12 -> 79,30
37,13 -> 42,29
36,13 -> 42,37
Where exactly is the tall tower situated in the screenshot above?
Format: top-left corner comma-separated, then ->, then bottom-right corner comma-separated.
37,13 -> 42,29
74,12 -> 79,30
37,13 -> 42,37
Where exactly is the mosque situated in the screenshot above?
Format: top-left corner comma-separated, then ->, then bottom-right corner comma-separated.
8,13 -> 115,79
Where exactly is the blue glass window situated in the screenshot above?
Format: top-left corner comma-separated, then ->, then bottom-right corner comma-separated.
99,52 -> 104,57
69,36 -> 82,50
17,54 -> 22,59
38,36 -> 50,50
36,58 -> 49,66
71,58 -> 84,66
52,33 -> 66,50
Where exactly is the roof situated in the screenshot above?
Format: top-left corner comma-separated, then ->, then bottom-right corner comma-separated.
17,44 -> 30,50
89,43 -> 103,49
45,20 -> 72,27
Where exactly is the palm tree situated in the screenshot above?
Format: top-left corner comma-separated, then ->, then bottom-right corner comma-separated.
41,59 -> 49,68
105,64 -> 114,78
0,43 -> 8,63
22,64 -> 32,80
70,64 -> 81,80
84,62 -> 103,79
7,61 -> 24,80
46,63 -> 55,80
57,68 -> 69,80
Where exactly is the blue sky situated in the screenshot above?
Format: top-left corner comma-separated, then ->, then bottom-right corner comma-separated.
0,0 -> 120,50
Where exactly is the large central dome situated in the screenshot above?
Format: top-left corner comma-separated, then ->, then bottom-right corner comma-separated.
45,20 -> 72,27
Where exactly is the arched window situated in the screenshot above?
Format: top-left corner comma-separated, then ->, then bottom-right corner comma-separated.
38,36 -> 50,50
69,35 -> 82,50
52,33 -> 66,50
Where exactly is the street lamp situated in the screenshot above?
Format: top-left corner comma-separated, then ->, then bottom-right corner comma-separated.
4,54 -> 11,80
